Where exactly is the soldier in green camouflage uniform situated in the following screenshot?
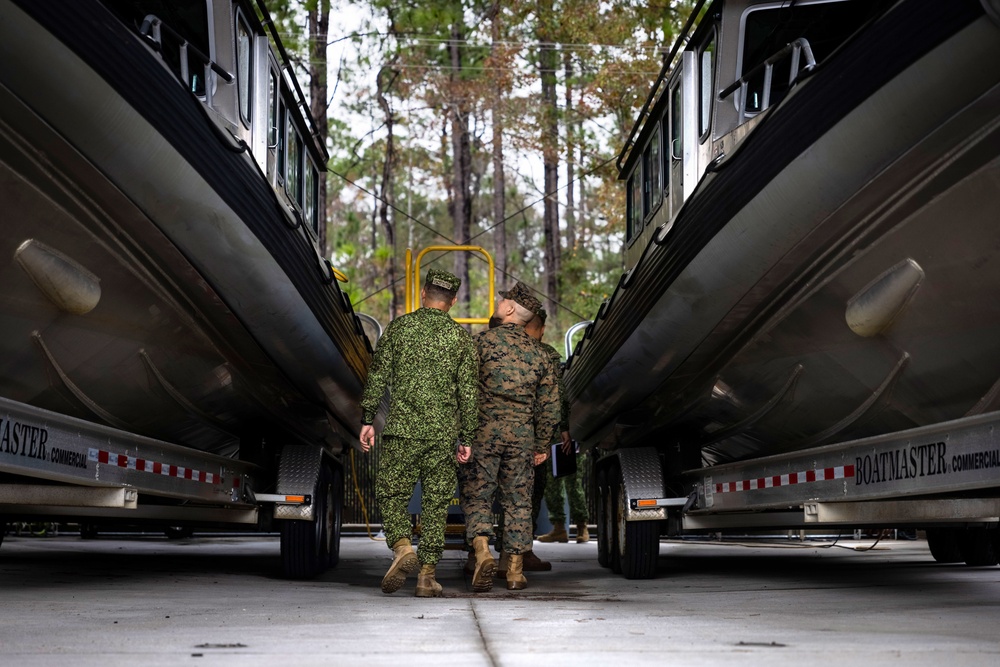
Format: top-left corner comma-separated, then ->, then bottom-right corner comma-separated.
461,282 -> 559,592
528,309 -> 590,544
360,268 -> 478,597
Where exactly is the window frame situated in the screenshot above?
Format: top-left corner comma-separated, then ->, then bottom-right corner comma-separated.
285,118 -> 302,206
642,124 -> 663,223
235,11 -> 253,128
698,28 -> 716,143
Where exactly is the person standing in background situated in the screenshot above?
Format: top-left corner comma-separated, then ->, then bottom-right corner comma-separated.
531,308 -> 590,545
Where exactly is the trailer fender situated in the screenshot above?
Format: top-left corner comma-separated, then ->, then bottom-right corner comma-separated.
274,445 -> 326,521
614,448 -> 667,522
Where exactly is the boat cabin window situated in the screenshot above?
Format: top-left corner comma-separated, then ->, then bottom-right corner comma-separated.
277,101 -> 286,185
287,123 -> 302,206
268,71 -> 278,148
305,164 -> 318,233
642,126 -> 662,220
670,80 -> 683,160
626,170 -> 642,243
699,30 -> 716,140
740,0 -> 886,114
236,14 -> 252,126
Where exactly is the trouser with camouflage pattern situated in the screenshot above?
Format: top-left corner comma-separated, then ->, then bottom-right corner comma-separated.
461,438 -> 534,555
543,459 -> 589,524
375,435 -> 456,565
490,461 -> 546,553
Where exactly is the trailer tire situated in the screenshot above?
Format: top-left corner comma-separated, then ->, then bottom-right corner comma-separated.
616,481 -> 659,580
281,463 -> 334,579
609,464 -> 622,574
596,468 -> 610,568
323,465 -> 344,569
960,527 -> 1000,566
926,528 -> 963,563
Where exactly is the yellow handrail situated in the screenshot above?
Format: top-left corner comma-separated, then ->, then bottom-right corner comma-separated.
406,245 -> 495,325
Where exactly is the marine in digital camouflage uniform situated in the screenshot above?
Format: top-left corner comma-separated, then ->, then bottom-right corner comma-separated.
461,282 -> 559,591
493,308 -> 566,572
359,268 -> 478,597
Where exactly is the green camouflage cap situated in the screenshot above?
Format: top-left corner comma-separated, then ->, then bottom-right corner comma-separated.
426,267 -> 460,292
499,282 -> 542,315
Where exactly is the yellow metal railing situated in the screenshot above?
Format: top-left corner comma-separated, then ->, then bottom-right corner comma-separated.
404,246 -> 495,325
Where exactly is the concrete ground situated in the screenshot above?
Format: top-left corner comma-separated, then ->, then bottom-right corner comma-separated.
1,531 -> 999,666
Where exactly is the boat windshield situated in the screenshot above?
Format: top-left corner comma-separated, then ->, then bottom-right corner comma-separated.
739,0 -> 889,114
101,0 -> 211,95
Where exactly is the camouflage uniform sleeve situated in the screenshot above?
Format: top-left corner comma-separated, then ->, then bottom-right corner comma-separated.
359,321 -> 394,424
533,357 -> 560,454
456,330 -> 479,444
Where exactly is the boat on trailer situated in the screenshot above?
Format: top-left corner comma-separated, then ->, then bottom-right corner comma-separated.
563,0 -> 1000,576
0,0 -> 371,576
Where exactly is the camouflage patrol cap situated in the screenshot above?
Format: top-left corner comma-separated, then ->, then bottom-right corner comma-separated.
426,267 -> 460,292
499,282 -> 542,315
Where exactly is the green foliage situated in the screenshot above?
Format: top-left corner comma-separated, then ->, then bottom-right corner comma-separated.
273,0 -> 694,340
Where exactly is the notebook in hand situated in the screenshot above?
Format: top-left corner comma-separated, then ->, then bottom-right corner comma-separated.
550,441 -> 577,478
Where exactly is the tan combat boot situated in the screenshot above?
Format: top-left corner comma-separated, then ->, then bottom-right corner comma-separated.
495,551 -> 510,577
537,522 -> 568,543
576,523 -> 590,543
415,563 -> 443,598
522,550 -> 552,571
506,553 -> 527,590
463,549 -> 476,575
381,538 -> 419,594
471,535 -> 496,592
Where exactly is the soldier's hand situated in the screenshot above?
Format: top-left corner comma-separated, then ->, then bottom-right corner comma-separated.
560,431 -> 572,455
456,444 -> 472,464
359,424 -> 376,452
533,451 -> 549,466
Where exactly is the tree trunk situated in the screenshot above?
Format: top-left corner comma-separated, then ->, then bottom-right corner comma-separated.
490,3 -> 507,290
376,65 -> 398,318
307,0 -> 330,257
563,49 -> 576,255
449,21 -> 473,311
538,0 -> 560,326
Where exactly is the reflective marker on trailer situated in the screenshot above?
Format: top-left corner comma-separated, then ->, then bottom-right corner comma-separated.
253,493 -> 312,505
630,497 -> 689,510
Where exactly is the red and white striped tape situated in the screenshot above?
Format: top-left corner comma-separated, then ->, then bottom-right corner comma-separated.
715,465 -> 855,494
88,448 -> 222,485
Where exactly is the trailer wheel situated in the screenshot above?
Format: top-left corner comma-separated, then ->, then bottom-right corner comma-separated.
609,464 -> 622,574
281,463 -> 333,579
596,468 -> 610,568
616,482 -> 659,580
323,465 -> 344,569
960,527 -> 1000,566
925,528 -> 963,563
